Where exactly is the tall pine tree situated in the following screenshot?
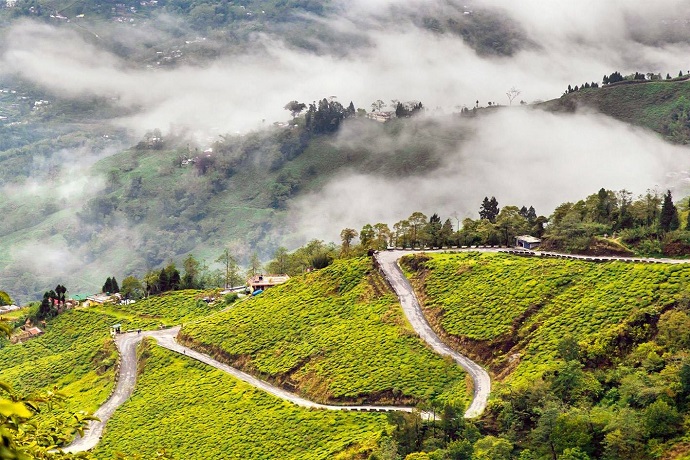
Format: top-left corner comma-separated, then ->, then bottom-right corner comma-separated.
479,197 -> 500,223
102,277 -> 112,293
660,190 -> 679,232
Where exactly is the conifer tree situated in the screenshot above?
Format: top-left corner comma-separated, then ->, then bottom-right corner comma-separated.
479,197 -> 500,223
102,277 -> 112,293
660,190 -> 679,232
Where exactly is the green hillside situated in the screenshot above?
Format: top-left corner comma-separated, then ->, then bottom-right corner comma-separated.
539,78 -> 690,144
94,289 -> 227,326
399,252 -> 690,459
0,116 -> 467,303
93,341 -> 390,460
180,257 -> 468,406
403,252 -> 688,381
0,310 -> 117,415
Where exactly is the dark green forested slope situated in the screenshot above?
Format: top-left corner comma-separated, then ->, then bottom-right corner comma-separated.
0,115 -> 468,303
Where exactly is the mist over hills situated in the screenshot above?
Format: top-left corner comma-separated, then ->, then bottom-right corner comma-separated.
2,0 -> 690,302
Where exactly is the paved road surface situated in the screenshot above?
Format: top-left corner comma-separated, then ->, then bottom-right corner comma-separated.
61,329 -> 166,453
376,250 -> 491,418
61,327 -> 419,453
63,247 -> 688,452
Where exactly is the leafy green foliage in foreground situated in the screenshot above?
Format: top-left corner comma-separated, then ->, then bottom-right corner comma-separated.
0,309 -> 127,456
94,342 -> 389,460
181,258 -> 467,405
0,373 -> 97,460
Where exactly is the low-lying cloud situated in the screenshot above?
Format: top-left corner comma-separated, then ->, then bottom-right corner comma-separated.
2,0 -> 690,301
2,0 -> 690,140
291,108 -> 690,241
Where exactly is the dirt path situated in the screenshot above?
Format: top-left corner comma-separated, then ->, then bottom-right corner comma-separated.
61,330 -> 165,453
375,250 -> 492,418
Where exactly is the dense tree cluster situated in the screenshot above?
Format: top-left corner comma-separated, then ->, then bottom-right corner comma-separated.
395,101 -> 424,118
144,263 -> 181,296
544,188 -> 688,255
264,240 -> 337,276
102,276 -> 120,294
38,284 -> 66,320
337,198 -> 545,255
564,81 -> 599,94
602,71 -> 624,85
304,98 -> 356,134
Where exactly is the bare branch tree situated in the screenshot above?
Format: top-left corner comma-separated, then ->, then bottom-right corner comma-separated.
506,87 -> 521,105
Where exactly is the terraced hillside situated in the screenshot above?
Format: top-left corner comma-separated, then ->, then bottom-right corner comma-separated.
0,289 -> 225,439
93,341 -> 390,460
403,252 -> 690,383
0,310 -> 120,413
180,257 -> 469,406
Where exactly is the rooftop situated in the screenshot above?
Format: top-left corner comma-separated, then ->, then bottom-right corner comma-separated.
247,274 -> 290,286
516,235 -> 542,244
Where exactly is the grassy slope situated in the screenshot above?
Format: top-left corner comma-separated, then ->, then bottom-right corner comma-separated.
180,258 -> 468,406
405,252 -> 689,384
0,289 -> 221,413
100,289 -> 227,326
539,79 -> 690,143
93,342 -> 389,460
0,310 -> 118,421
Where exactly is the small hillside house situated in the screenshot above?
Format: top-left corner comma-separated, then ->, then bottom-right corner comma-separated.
515,235 -> 542,250
247,274 -> 290,292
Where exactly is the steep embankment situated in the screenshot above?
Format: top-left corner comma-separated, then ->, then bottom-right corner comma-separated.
539,78 -> 690,143
180,257 -> 469,407
403,252 -> 690,383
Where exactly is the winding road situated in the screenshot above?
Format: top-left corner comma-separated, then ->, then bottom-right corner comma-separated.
375,251 -> 491,418
64,247 -> 680,452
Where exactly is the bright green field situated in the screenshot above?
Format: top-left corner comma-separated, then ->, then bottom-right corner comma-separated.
96,289 -> 226,326
408,252 -> 690,383
181,258 -> 467,405
0,309 -> 119,426
0,288 -> 235,414
93,342 -> 390,460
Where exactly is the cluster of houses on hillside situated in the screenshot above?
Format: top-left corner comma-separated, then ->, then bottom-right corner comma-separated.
0,304 -> 20,315
247,274 -> 290,293
12,319 -> 45,344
